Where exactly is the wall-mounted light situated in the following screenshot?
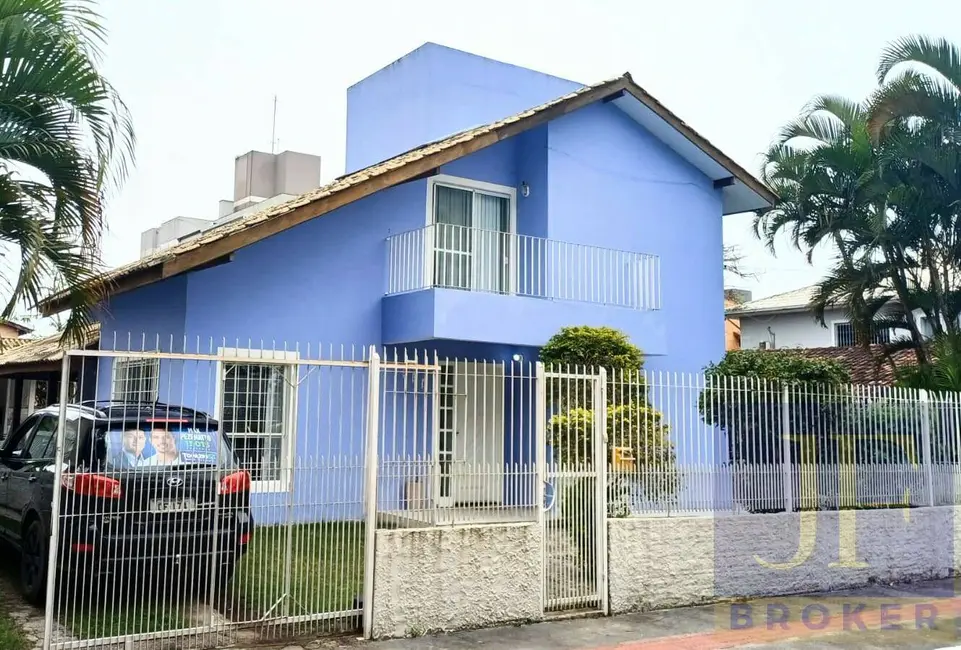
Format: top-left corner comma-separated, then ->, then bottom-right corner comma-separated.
520,182 -> 530,198
512,353 -> 524,362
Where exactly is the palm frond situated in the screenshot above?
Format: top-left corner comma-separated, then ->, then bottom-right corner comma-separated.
0,0 -> 134,341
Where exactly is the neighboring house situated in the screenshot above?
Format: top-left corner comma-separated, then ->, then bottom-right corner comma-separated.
728,284 -> 930,350
723,289 -> 751,351
724,298 -> 740,350
0,319 -> 34,438
0,326 -> 99,439
140,150 -> 322,257
0,319 -> 31,340
34,43 -> 774,514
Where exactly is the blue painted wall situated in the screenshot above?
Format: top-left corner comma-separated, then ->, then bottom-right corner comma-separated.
94,44 -> 734,518
95,275 -> 188,402
345,43 -> 581,173
546,102 -> 726,372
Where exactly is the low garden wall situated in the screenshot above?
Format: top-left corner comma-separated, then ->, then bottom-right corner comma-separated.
609,506 -> 961,613
371,522 -> 542,638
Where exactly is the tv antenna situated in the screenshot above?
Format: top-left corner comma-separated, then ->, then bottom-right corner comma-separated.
270,95 -> 279,153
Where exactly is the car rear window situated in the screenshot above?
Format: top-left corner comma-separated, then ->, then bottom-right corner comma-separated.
99,421 -> 237,471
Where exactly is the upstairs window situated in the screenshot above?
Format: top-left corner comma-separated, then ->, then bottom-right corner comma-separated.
428,176 -> 516,294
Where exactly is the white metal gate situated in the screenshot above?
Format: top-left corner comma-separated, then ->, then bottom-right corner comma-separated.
540,366 -> 608,614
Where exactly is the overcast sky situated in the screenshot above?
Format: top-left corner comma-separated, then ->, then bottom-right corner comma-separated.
93,0 -> 961,303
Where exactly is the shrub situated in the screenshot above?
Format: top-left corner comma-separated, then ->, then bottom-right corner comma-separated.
541,326 -> 645,408
548,404 -> 678,501
699,349 -> 850,464
703,348 -> 851,384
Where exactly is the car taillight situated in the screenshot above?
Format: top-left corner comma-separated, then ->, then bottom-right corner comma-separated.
61,473 -> 122,499
219,471 -> 251,495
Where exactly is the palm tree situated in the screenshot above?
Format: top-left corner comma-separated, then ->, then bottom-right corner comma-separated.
867,36 -> 961,354
0,0 -> 134,341
754,95 -> 933,362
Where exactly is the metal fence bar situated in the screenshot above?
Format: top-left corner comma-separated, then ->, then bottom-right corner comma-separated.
920,389 -> 935,507
780,384 -> 792,513
42,354 -> 73,650
34,332 -> 961,648
595,368 -> 609,616
384,223 -> 661,310
362,347 -> 380,640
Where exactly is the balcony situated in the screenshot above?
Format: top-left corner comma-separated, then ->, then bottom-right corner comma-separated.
382,224 -> 665,350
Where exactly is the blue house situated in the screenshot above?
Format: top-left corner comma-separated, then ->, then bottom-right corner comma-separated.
39,43 -> 774,521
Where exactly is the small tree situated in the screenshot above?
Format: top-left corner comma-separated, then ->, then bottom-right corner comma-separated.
540,326 -> 645,408
541,326 -> 677,574
548,404 -> 677,499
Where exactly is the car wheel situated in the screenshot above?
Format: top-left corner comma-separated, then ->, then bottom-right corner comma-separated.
20,519 -> 48,606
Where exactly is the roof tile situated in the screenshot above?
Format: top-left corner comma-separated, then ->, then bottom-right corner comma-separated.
764,344 -> 917,386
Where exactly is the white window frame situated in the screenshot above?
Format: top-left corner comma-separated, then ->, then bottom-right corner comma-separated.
832,319 -> 891,347
425,174 -> 518,295
111,356 -> 161,403
215,347 -> 299,493
832,320 -> 854,347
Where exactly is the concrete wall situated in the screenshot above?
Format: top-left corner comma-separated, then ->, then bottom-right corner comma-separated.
739,306 -> 930,351
372,523 -> 541,638
739,309 -> 842,350
609,507 -> 961,614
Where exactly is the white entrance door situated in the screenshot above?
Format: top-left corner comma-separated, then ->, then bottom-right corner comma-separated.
434,360 -> 505,507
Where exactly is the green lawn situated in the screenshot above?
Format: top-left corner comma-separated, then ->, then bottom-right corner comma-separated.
54,521 -> 365,640
230,522 -> 365,621
60,601 -> 190,641
0,611 -> 26,650
0,551 -> 26,650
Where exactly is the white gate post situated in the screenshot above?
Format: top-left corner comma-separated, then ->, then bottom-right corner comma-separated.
42,353 -> 73,650
362,347 -> 382,640
920,389 -> 935,507
781,384 -> 794,513
594,368 -> 609,615
534,361 -> 547,614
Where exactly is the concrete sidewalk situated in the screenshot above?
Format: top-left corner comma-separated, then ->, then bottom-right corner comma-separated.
306,578 -> 961,649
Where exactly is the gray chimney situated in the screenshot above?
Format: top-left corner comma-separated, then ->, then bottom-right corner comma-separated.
218,200 -> 234,219
233,150 -> 321,212
138,149 -> 322,259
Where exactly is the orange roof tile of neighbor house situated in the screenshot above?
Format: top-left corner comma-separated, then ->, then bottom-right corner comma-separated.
765,344 -> 917,386
38,73 -> 775,316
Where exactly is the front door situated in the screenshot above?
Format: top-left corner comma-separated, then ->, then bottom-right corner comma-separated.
435,361 -> 505,507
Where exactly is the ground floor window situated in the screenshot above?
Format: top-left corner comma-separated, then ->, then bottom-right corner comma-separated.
112,357 -> 160,403
218,348 -> 297,491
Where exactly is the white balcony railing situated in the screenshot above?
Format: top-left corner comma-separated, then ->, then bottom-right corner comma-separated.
385,223 -> 661,310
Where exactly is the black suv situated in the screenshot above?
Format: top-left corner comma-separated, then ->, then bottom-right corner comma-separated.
0,401 -> 254,605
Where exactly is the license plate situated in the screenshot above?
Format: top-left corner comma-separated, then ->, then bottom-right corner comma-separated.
149,498 -> 197,513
